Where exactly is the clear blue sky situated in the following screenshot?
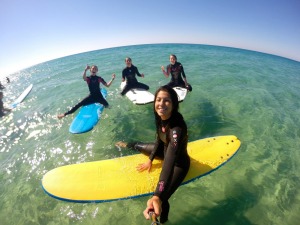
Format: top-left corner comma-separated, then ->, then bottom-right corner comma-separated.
1,0 -> 299,78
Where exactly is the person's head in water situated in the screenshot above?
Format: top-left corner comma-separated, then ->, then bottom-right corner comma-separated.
153,85 -> 179,122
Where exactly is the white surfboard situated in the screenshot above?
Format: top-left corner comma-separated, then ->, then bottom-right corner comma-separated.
173,86 -> 187,102
120,82 -> 154,105
10,84 -> 33,109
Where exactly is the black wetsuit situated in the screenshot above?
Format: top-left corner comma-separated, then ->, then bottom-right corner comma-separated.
64,75 -> 108,116
121,65 -> 149,95
0,99 -> 5,117
166,62 -> 187,88
129,112 -> 190,223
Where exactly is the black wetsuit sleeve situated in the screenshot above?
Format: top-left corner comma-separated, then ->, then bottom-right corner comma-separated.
149,138 -> 161,161
166,64 -> 171,75
154,126 -> 183,200
180,63 -> 186,78
122,69 -> 126,80
134,66 -> 142,77
99,77 -> 107,86
86,76 -> 90,84
0,100 -> 4,117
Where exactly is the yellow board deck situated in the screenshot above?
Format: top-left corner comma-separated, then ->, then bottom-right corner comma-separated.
42,135 -> 241,203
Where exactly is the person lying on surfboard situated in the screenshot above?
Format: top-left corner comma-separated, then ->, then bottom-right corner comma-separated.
116,85 -> 190,224
57,65 -> 115,119
161,54 -> 192,91
121,57 -> 150,95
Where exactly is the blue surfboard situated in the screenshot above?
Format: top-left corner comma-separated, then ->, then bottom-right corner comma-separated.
69,88 -> 107,134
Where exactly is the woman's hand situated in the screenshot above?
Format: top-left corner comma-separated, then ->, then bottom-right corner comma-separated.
143,196 -> 162,220
136,159 -> 152,172
161,66 -> 169,77
85,65 -> 90,71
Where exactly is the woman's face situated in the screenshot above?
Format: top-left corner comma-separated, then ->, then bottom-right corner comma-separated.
90,66 -> 98,75
125,58 -> 132,67
155,90 -> 173,120
169,55 -> 176,65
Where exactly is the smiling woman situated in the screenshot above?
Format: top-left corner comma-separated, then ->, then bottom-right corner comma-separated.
116,85 -> 190,223
154,88 -> 173,120
57,65 -> 115,119
141,85 -> 190,224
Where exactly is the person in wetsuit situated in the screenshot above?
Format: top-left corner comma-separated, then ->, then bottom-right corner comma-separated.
0,82 -> 5,90
121,57 -> 149,95
57,65 -> 115,119
0,92 -> 11,117
161,54 -> 192,91
116,85 -> 190,223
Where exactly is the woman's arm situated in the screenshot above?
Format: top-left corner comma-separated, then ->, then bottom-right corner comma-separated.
103,74 -> 115,87
153,127 -> 182,200
122,68 -> 126,82
135,66 -> 144,78
180,64 -> 189,87
161,65 -> 169,78
137,138 -> 161,172
83,65 -> 90,81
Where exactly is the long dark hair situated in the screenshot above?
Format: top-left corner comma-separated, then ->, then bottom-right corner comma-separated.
153,85 -> 180,134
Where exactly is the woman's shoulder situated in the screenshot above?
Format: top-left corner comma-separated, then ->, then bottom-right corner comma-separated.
169,113 -> 187,128
97,76 -> 105,81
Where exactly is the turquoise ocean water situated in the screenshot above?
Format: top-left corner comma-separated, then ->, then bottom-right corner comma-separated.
1,44 -> 300,225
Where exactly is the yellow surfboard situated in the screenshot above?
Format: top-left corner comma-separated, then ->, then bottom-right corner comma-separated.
42,135 -> 241,203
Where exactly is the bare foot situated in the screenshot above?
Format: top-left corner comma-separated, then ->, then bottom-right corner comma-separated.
115,141 -> 128,148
